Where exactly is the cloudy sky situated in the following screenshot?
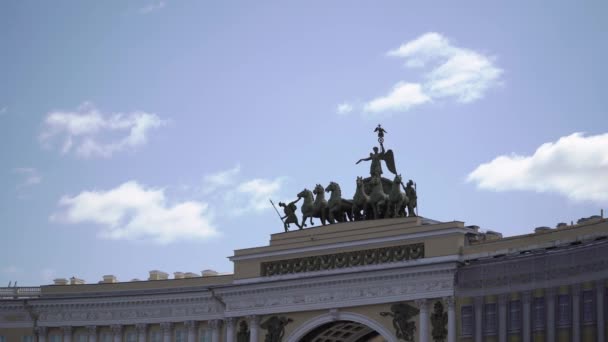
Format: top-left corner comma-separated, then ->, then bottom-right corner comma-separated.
1,1 -> 607,286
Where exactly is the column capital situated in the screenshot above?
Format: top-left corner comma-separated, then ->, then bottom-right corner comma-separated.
209,320 -> 222,329
545,287 -> 558,297
136,324 -> 148,333
184,321 -> 197,330
160,323 -> 172,334
443,296 -> 455,309
572,283 -> 582,296
597,280 -> 606,293
329,308 -> 339,321
415,298 -> 428,312
87,326 -> 97,334
111,325 -> 122,335
247,315 -> 260,325
35,327 -> 48,335
474,296 -> 484,307
62,327 -> 73,335
498,293 -> 508,305
521,291 -> 532,304
224,317 -> 235,328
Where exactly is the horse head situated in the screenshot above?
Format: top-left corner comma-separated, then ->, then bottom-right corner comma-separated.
297,188 -> 311,199
313,184 -> 324,195
325,181 -> 340,193
393,174 -> 402,184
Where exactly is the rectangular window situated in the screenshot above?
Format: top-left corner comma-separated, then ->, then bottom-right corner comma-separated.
583,290 -> 595,323
461,306 -> 473,337
174,329 -> 185,342
532,297 -> 545,331
1,336 -> 7,342
508,300 -> 522,332
149,331 -> 161,342
99,333 -> 112,342
125,331 -> 136,342
484,303 -> 497,335
198,329 -> 211,342
557,294 -> 571,327
22,336 -> 34,342
50,335 -> 62,342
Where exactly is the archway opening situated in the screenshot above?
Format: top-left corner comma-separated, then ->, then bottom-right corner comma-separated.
298,320 -> 385,342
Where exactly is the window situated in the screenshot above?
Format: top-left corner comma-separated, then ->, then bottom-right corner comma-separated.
174,329 -> 185,342
508,300 -> 521,332
1,336 -> 6,342
50,335 -> 62,342
557,294 -> 571,327
199,328 -> 211,342
22,336 -> 34,342
532,297 -> 545,331
484,303 -> 497,335
99,333 -> 112,342
583,290 -> 595,323
150,331 -> 161,342
125,331 -> 136,342
461,306 -> 473,337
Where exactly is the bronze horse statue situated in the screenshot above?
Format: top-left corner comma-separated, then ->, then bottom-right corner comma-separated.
352,176 -> 371,220
325,181 -> 353,223
368,176 -> 389,219
388,174 -> 408,218
297,185 -> 329,226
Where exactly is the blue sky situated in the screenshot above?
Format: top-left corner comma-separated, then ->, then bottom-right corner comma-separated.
1,1 -> 607,286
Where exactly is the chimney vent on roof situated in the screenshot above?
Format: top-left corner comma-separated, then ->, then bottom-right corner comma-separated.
174,272 -> 185,279
148,270 -> 169,280
102,275 -> 117,283
201,269 -> 219,277
53,278 -> 68,285
70,277 -> 85,285
184,272 -> 198,278
535,226 -> 552,233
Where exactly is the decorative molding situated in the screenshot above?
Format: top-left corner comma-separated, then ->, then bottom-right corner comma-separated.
329,309 -> 339,322
87,326 -> 97,334
111,325 -> 122,335
209,320 -> 222,329
136,323 -> 148,333
62,326 -> 73,335
443,296 -> 455,309
261,243 -> 424,276
160,322 -> 171,334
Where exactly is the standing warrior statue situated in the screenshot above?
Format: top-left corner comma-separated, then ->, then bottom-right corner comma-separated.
356,124 -> 397,177
402,180 -> 417,217
278,199 -> 303,231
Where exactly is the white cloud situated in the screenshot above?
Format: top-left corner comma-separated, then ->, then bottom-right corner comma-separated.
358,32 -> 502,115
13,167 -> 42,187
139,1 -> 165,14
2,266 -> 22,275
0,107 -> 7,115
363,82 -> 431,113
467,132 -> 608,203
336,102 -> 354,115
40,103 -> 164,158
234,177 -> 284,214
52,181 -> 218,244
202,164 -> 241,194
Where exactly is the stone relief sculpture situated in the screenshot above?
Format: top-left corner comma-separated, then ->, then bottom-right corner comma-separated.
431,301 -> 448,342
380,303 -> 420,342
236,321 -> 250,342
271,124 -> 418,230
261,316 -> 293,342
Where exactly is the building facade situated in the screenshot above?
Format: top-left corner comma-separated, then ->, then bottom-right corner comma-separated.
1,216 -> 607,342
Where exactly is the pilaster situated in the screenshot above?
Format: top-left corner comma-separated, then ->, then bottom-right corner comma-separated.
416,299 -> 429,342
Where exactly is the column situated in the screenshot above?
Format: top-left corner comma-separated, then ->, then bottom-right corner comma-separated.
87,326 -> 97,342
247,316 -> 259,342
572,284 -> 581,342
522,291 -> 532,342
598,281 -> 605,342
224,318 -> 235,342
474,296 -> 483,342
444,297 -> 456,342
209,320 -> 221,342
160,323 -> 172,342
498,294 -> 507,342
63,327 -> 73,342
546,288 -> 556,342
416,299 -> 429,342
136,324 -> 147,342
36,327 -> 48,342
185,321 -> 196,342
111,325 -> 122,342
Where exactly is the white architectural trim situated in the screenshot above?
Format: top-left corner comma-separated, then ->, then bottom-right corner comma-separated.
286,311 -> 396,342
230,227 -> 472,261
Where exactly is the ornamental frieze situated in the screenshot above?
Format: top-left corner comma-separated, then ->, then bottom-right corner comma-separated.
261,243 -> 424,276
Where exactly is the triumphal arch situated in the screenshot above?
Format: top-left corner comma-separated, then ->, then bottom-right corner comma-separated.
2,126 -> 608,342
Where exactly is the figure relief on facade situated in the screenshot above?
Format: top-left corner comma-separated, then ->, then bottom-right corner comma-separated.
430,301 -> 448,342
260,316 -> 293,342
380,302 -> 420,342
236,321 -> 250,342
